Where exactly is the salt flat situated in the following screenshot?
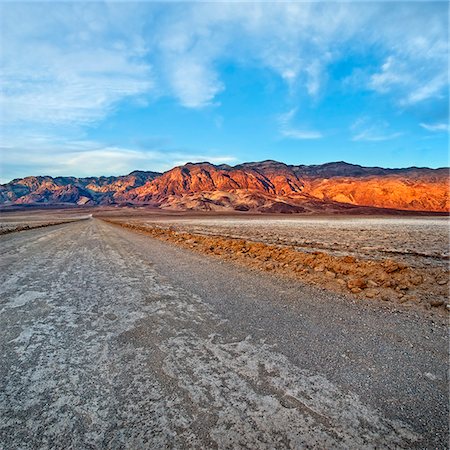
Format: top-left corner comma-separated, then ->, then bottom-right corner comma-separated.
113,214 -> 449,268
0,218 -> 448,449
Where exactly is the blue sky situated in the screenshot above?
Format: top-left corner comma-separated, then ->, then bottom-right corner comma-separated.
0,1 -> 448,182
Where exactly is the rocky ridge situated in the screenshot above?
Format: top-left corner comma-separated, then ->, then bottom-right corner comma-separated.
0,171 -> 161,206
1,161 -> 448,213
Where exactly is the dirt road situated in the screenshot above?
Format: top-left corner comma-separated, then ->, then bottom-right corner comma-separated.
0,219 -> 447,449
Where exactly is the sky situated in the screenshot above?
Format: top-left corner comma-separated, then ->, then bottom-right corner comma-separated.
0,1 -> 448,183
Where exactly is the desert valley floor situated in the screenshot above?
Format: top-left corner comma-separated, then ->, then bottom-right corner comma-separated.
0,209 -> 448,449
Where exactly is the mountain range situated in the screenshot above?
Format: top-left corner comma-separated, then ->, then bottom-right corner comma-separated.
1,161 -> 448,213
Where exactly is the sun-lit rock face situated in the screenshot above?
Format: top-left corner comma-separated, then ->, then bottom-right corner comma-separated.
1,161 -> 448,213
126,161 -> 449,213
304,176 -> 450,212
129,162 -> 304,200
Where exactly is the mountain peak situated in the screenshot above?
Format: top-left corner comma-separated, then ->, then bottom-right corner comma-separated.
1,160 -> 448,213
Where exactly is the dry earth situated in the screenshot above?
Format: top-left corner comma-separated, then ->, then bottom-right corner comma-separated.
0,208 -> 92,234
100,213 -> 449,313
0,217 -> 448,449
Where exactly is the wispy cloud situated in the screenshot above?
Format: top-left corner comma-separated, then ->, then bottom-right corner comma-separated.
351,118 -> 402,142
368,56 -> 408,93
280,129 -> 323,140
404,74 -> 448,105
366,13 -> 447,107
2,2 -> 448,121
0,134 -> 237,183
167,58 -> 224,108
277,108 -> 323,140
369,57 -> 447,107
352,131 -> 403,142
420,122 -> 449,132
1,3 -> 154,125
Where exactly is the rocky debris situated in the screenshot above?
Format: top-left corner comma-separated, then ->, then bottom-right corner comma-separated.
429,299 -> 444,307
347,278 -> 367,290
351,287 -> 363,294
365,289 -> 379,299
104,219 -> 449,312
383,260 -> 405,273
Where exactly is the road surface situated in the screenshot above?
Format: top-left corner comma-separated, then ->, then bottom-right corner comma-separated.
0,218 -> 447,449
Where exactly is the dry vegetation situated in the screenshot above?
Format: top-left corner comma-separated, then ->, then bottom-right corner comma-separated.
102,215 -> 449,313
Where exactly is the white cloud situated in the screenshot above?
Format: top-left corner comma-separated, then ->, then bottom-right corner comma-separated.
366,3 -> 448,106
154,2 -> 447,114
2,2 -> 447,123
351,117 -> 402,142
352,131 -> 402,142
277,108 -> 323,140
281,129 -> 323,140
167,58 -> 224,108
305,61 -> 323,97
0,3 -> 153,125
368,56 -> 447,106
0,134 -> 237,183
404,74 -> 447,105
368,56 -> 408,93
420,122 -> 449,132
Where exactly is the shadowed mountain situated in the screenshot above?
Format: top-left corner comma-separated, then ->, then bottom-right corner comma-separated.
0,171 -> 161,206
1,161 -> 448,213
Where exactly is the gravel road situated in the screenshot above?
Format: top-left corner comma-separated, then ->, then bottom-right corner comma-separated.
0,218 -> 447,449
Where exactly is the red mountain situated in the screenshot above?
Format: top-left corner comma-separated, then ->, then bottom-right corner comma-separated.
123,161 -> 449,213
1,161 -> 448,213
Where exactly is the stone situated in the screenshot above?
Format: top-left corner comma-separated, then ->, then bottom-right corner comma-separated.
383,260 -> 404,273
347,278 -> 367,289
429,299 -> 444,307
403,295 -> 419,303
325,271 -> 336,278
365,289 -> 379,299
410,275 -> 423,285
367,280 -> 379,288
342,255 -> 356,264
